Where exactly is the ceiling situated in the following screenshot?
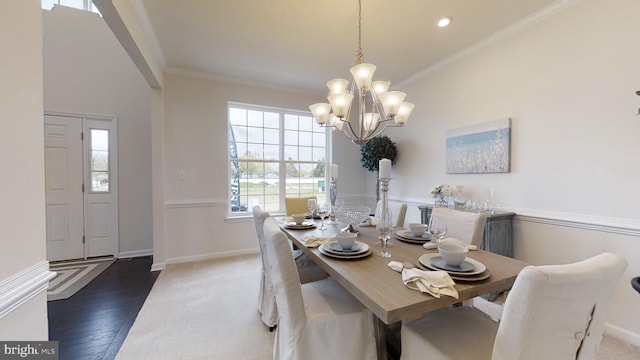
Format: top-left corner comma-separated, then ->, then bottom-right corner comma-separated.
140,0 -> 558,94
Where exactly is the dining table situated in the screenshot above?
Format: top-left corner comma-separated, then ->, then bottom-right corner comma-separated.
278,217 -> 528,360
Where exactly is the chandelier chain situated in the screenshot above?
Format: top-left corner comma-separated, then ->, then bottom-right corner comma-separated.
356,0 -> 364,64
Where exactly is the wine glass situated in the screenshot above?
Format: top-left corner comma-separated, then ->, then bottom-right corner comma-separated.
317,203 -> 328,231
428,215 -> 447,244
307,198 -> 317,220
377,207 -> 392,258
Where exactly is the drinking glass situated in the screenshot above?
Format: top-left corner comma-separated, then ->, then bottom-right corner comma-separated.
317,203 -> 328,230
307,198 -> 317,220
428,216 -> 447,244
377,207 -> 392,258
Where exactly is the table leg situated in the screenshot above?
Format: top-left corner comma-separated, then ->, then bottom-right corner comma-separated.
375,317 -> 388,360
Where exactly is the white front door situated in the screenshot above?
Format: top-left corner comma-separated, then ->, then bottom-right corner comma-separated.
44,115 -> 84,261
44,114 -> 118,261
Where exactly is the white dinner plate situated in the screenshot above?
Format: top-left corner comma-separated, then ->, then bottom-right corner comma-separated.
319,246 -> 372,260
285,222 -> 316,230
418,253 -> 486,276
429,257 -> 475,272
327,242 -> 364,253
320,241 -> 371,259
395,235 -> 432,245
396,230 -> 432,242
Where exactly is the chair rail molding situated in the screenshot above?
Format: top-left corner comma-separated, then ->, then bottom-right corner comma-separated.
165,198 -> 226,209
510,207 -> 640,237
0,261 -> 56,319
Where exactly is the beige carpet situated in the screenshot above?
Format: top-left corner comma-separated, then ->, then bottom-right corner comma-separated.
115,254 -> 274,360
115,253 -> 638,360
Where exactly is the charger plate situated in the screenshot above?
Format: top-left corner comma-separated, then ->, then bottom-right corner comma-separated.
320,241 -> 371,259
285,222 -> 316,230
396,230 -> 432,242
418,253 -> 486,276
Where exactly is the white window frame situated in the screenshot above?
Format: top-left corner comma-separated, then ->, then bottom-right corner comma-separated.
42,0 -> 101,14
227,102 -> 330,217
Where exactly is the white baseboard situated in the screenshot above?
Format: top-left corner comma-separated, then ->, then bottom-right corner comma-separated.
150,262 -> 166,272
0,261 -> 56,319
165,248 -> 260,266
118,249 -> 153,259
605,322 -> 640,348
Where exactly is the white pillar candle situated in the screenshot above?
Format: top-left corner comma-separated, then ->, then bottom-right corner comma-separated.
331,164 -> 339,178
379,158 -> 391,179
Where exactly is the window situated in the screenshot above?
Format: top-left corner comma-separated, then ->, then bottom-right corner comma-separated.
228,103 -> 328,215
42,0 -> 101,15
90,129 -> 109,192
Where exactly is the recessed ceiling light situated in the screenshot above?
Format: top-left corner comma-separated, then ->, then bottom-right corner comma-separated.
437,17 -> 452,28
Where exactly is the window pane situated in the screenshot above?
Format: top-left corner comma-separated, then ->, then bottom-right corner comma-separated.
299,131 -> 312,146
91,129 -> 109,192
284,130 -> 298,145
234,142 -> 247,159
264,112 -> 279,128
313,132 -> 326,147
228,103 -> 328,214
62,0 -> 84,10
299,146 -> 312,162
264,128 -> 279,145
284,146 -> 298,161
229,108 -> 247,126
247,110 -> 263,127
92,129 -> 108,151
263,145 -> 279,161
231,125 -> 247,143
313,148 -> 326,162
284,114 -> 298,130
91,172 -> 109,192
42,0 -> 57,10
299,116 -> 313,131
247,126 -> 264,144
247,143 -> 263,160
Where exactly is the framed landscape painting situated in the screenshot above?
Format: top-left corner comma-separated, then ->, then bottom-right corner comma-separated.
446,118 -> 511,174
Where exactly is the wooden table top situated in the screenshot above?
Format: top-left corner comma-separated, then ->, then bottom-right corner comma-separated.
280,219 -> 528,325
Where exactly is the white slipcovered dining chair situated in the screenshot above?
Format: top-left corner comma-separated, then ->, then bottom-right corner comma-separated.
284,196 -> 317,216
252,206 -> 327,330
400,252 -> 628,360
376,200 -> 408,229
430,206 -> 487,246
263,217 -> 378,360
253,206 -> 278,330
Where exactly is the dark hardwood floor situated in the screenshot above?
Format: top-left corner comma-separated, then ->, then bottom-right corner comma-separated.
48,256 -> 160,360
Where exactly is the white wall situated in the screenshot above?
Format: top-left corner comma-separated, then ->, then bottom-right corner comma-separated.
43,6 -> 153,256
159,72 -> 364,265
386,0 -> 640,343
107,0 -> 640,344
0,0 -> 50,339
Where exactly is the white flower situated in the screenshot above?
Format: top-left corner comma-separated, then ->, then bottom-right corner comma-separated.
441,184 -> 455,196
430,185 -> 443,198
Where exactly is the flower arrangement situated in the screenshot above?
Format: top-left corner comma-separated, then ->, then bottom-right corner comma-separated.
431,184 -> 455,198
431,184 -> 455,206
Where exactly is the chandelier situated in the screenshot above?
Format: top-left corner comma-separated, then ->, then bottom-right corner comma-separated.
309,0 -> 415,145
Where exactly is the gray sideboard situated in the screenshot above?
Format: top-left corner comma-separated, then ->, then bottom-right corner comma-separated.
418,205 -> 515,258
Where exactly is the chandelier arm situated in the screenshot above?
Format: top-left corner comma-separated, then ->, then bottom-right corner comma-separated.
373,97 -> 390,121
342,120 -> 360,140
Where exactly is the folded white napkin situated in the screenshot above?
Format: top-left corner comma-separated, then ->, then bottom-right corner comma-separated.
301,235 -> 330,248
359,218 -> 376,227
387,261 -> 458,299
423,238 -> 478,251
